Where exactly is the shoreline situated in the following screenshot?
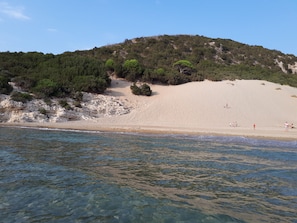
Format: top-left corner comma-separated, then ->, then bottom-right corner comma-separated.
2,121 -> 297,141
1,79 -> 297,141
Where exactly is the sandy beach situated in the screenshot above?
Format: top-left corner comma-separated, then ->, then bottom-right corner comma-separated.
3,79 -> 297,140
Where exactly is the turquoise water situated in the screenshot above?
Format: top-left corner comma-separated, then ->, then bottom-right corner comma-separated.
1,127 -> 297,223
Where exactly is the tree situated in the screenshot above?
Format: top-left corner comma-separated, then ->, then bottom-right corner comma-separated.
123,59 -> 143,81
105,58 -> 115,72
173,60 -> 195,75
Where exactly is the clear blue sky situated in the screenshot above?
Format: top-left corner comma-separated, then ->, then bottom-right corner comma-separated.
1,0 -> 296,55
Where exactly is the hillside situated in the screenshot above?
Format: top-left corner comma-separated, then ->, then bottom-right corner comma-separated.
76,34 -> 297,85
1,34 -> 297,100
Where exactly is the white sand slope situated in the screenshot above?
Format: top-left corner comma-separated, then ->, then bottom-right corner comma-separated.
8,79 -> 297,139
102,79 -> 297,128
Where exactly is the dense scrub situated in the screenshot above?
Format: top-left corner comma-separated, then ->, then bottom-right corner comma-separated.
0,52 -> 111,98
76,35 -> 297,87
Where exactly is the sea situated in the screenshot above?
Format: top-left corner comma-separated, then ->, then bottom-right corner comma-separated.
1,126 -> 297,223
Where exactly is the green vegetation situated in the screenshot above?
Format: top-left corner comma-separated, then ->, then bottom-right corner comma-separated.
33,79 -> 59,98
75,35 -> 297,87
173,60 -> 195,75
59,99 -> 72,110
38,107 -> 48,115
1,34 -> 297,102
121,59 -> 143,82
130,83 -> 152,96
0,52 -> 111,100
11,92 -> 33,103
0,75 -> 13,94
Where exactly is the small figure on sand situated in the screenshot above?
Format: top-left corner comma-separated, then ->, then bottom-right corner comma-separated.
229,121 -> 238,127
253,123 -> 256,130
284,122 -> 289,131
224,103 -> 230,109
284,122 -> 295,131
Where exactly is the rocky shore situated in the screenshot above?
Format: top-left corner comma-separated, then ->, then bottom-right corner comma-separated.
0,92 -> 132,123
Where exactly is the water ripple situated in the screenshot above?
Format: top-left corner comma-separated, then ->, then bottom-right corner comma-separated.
1,127 -> 296,222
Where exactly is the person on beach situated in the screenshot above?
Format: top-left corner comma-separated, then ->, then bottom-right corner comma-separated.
284,122 -> 289,131
224,103 -> 230,109
229,121 -> 238,127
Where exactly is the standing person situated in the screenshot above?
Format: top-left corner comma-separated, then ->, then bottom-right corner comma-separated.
253,123 -> 256,130
284,122 -> 289,131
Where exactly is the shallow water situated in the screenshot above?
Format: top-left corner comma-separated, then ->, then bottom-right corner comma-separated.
1,127 -> 297,222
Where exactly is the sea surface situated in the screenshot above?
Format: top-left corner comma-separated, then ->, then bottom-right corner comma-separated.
1,127 -> 297,223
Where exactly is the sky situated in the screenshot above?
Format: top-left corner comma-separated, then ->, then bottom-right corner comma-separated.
0,0 -> 297,55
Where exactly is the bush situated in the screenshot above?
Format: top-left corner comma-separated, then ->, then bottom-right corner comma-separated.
130,83 -> 152,96
44,98 -> 52,105
130,83 -> 142,95
73,75 -> 108,94
13,76 -> 36,91
34,79 -> 59,98
140,83 -> 152,96
123,59 -> 143,82
11,92 -> 33,103
59,99 -> 72,110
73,101 -> 82,108
167,73 -> 190,85
38,107 -> 48,115
0,76 -> 13,95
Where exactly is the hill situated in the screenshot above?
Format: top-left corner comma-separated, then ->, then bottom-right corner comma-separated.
1,34 -> 297,99
76,34 -> 297,85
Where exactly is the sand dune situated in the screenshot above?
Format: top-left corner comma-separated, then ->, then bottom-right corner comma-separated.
8,79 -> 297,140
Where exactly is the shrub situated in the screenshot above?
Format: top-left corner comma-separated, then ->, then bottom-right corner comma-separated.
123,59 -> 143,82
33,79 -> 59,98
130,83 -> 152,96
73,75 -> 108,94
11,92 -> 33,103
72,92 -> 83,102
73,101 -> 82,108
59,99 -> 72,110
44,98 -> 52,105
130,83 -> 142,95
105,58 -> 115,71
167,73 -> 190,85
140,83 -> 152,96
38,107 -> 48,115
13,76 -> 36,91
0,76 -> 13,95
